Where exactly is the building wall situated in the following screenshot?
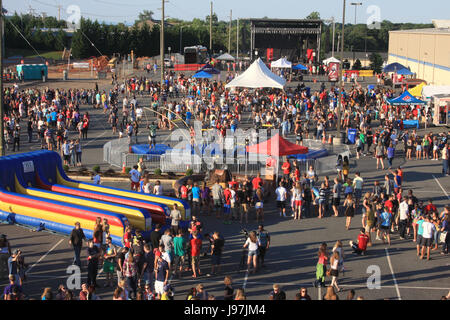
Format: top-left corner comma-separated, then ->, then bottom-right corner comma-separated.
388,31 -> 450,86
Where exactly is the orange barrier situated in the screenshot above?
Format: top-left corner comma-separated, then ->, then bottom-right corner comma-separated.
174,64 -> 204,72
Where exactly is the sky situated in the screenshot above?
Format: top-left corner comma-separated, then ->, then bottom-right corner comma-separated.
4,0 -> 449,25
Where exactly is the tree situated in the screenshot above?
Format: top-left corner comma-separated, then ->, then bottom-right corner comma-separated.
352,59 -> 362,70
369,53 -> 383,73
306,12 -> 320,20
137,10 -> 154,22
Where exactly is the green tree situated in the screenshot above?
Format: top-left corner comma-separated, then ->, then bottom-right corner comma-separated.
137,10 -> 154,22
369,53 -> 383,73
352,59 -> 362,70
306,12 -> 320,20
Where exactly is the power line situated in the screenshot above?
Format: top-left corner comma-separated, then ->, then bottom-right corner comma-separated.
79,29 -> 104,56
6,18 -> 45,60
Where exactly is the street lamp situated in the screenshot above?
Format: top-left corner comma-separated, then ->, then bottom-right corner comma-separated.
350,2 -> 362,25
336,0 -> 346,141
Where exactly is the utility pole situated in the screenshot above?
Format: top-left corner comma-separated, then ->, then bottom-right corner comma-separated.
160,0 -> 165,90
0,0 -> 4,156
209,1 -> 213,53
236,18 -> 239,59
228,10 -> 232,54
336,0 -> 346,140
331,17 -> 335,57
58,5 -> 61,21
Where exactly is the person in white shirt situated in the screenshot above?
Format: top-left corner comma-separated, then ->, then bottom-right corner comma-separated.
170,204 -> 182,235
352,172 -> 364,209
153,180 -> 163,195
243,231 -> 261,274
129,165 -> 141,191
398,197 -> 409,239
420,216 -> 435,260
275,182 -> 287,217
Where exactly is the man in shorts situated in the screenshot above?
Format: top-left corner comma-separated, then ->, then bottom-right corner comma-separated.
416,215 -> 425,257
172,230 -> 186,279
420,215 -> 435,260
379,207 -> 392,245
350,228 -> 370,255
211,180 -> 224,218
275,182 -> 287,218
190,231 -> 202,278
332,178 -> 342,217
210,232 -> 224,275
154,252 -> 169,299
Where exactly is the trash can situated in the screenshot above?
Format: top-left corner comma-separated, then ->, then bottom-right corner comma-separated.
63,70 -> 68,81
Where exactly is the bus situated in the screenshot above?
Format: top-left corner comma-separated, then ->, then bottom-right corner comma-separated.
184,45 -> 209,64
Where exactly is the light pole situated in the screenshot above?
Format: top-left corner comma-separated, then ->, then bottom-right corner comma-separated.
336,0 -> 346,140
350,2 -> 362,25
179,26 -> 184,55
160,0 -> 165,90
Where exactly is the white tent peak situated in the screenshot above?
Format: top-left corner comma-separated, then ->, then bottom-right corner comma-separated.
271,57 -> 292,68
323,56 -> 341,65
216,53 -> 235,61
225,58 -> 286,89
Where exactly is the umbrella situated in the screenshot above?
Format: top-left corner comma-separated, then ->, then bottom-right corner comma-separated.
192,71 -> 212,79
292,63 -> 308,71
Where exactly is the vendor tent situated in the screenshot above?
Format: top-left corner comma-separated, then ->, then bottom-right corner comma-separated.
192,71 -> 212,79
197,63 -> 220,74
408,82 -> 426,97
387,90 -> 427,105
216,53 -> 235,61
292,63 -> 308,71
246,133 -> 308,157
383,62 -> 407,73
422,85 -> 450,99
246,133 -> 308,181
323,57 -> 341,65
225,58 -> 286,89
396,68 -> 414,75
271,57 -> 292,68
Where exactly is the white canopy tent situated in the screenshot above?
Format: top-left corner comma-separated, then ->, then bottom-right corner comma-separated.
216,53 -> 235,61
225,58 -> 286,89
422,85 -> 450,99
323,56 -> 341,65
271,57 -> 292,68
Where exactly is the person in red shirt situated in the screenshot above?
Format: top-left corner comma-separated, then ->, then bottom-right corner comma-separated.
384,195 -> 394,214
190,231 -> 202,278
252,173 -> 263,191
281,159 -> 291,179
179,182 -> 188,201
425,199 -> 437,215
223,187 -> 232,224
350,228 -> 369,255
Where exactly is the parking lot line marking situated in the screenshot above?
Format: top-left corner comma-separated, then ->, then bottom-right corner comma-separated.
385,247 -> 402,300
25,239 -> 64,275
432,175 -> 450,200
242,270 -> 249,289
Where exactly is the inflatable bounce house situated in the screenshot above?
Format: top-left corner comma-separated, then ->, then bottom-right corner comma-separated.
0,151 -> 190,246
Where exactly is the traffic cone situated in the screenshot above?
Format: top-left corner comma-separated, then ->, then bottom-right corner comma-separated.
122,162 -> 126,173
328,135 -> 333,144
322,135 -> 326,144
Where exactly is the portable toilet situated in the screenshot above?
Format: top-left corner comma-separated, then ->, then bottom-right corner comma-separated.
16,64 -> 48,80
